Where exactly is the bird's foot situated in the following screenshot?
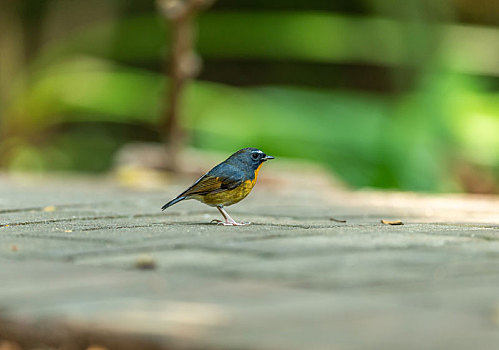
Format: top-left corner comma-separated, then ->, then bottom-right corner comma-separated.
210,219 -> 249,226
218,221 -> 248,226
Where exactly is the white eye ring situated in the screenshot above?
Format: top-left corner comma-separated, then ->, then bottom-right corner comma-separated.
251,153 -> 259,160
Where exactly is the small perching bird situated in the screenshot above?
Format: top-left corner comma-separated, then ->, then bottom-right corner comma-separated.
161,148 -> 274,225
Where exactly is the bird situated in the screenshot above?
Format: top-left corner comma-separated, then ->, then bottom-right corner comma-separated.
161,147 -> 274,225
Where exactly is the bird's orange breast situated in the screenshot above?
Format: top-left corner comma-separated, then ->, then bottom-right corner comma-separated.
253,163 -> 263,183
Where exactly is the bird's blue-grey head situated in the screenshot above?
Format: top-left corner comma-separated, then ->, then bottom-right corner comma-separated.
229,147 -> 274,170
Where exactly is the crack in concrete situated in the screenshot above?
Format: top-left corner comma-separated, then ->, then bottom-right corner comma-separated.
0,201 -> 119,214
0,213 -> 171,228
63,227 -> 494,262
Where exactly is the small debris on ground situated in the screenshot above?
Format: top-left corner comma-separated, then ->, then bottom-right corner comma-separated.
135,255 -> 157,270
10,244 -> 18,252
494,303 -> 499,327
86,345 -> 109,350
330,217 -> 347,223
381,219 -> 404,225
0,340 -> 23,350
43,205 -> 56,212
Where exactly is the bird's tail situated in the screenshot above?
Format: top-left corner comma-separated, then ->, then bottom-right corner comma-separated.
161,196 -> 186,211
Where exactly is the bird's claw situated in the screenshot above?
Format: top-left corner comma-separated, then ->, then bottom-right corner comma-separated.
210,219 -> 249,226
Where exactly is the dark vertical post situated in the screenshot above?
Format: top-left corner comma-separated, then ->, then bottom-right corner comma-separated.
157,0 -> 214,171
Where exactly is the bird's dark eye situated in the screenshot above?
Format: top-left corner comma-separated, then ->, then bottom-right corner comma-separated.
251,153 -> 259,160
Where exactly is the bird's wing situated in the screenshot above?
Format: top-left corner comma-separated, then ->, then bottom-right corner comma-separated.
180,163 -> 244,197
161,163 -> 244,210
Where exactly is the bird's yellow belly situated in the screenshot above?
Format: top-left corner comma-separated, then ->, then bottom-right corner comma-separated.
196,180 -> 256,207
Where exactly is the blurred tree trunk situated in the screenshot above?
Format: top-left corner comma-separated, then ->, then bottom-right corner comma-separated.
157,0 -> 214,171
0,1 -> 22,106
0,0 -> 47,167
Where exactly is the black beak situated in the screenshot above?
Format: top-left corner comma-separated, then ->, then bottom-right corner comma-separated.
263,155 -> 275,161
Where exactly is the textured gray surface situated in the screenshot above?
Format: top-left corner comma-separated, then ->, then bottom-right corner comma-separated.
0,175 -> 498,349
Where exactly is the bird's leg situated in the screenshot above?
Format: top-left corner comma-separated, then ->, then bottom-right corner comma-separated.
214,206 -> 247,226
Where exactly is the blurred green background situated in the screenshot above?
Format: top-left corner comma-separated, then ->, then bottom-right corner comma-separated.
0,0 -> 498,193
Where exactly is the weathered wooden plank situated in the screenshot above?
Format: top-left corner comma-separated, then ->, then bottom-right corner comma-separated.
0,176 -> 498,349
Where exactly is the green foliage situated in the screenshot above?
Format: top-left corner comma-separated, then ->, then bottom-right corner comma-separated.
1,7 -> 498,192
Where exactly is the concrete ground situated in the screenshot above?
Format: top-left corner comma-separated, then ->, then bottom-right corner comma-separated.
0,170 -> 498,350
